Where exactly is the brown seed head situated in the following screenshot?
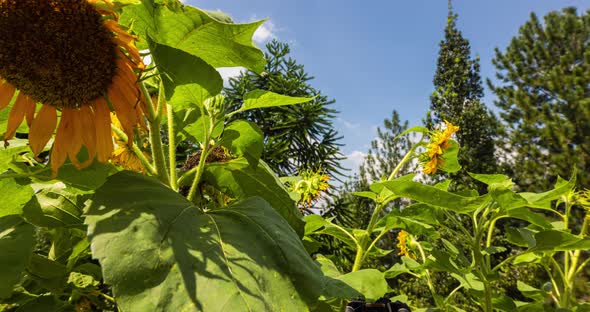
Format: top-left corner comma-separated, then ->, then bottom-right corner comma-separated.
0,0 -> 117,108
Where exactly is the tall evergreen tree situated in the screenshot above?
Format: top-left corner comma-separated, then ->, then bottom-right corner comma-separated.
489,7 -> 590,191
224,40 -> 345,178
427,2 -> 498,191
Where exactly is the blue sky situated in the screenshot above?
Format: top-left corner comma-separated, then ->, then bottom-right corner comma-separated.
188,0 -> 589,176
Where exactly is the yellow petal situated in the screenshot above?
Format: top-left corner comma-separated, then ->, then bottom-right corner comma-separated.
29,105 -> 57,155
51,109 -> 73,174
5,94 -> 29,140
92,99 -> 114,162
0,81 -> 16,111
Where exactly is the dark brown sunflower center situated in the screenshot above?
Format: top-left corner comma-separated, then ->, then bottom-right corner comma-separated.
0,0 -> 117,108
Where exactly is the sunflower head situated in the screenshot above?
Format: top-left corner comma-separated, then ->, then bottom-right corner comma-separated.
288,169 -> 331,207
0,0 -> 145,174
421,121 -> 459,175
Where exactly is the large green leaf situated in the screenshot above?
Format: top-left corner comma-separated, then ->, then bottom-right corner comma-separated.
203,158 -> 304,235
0,178 -> 34,218
315,256 -> 386,301
382,180 -> 490,214
304,215 -> 357,249
149,40 -> 222,112
121,1 -> 265,72
520,175 -> 576,207
235,90 -> 315,113
0,216 -> 35,298
440,140 -> 461,173
85,171 -> 326,311
219,120 -> 263,168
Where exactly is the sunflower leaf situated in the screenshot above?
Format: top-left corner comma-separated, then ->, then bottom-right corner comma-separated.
85,171 -> 327,311
122,1 -> 266,72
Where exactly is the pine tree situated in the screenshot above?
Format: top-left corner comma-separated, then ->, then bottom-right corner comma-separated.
489,7 -> 590,191
428,2 -> 498,191
224,40 -> 345,178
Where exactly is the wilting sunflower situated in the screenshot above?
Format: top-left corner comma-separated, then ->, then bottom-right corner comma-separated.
0,0 -> 145,173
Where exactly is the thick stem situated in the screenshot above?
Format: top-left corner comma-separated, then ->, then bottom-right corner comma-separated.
111,125 -> 157,175
167,103 -> 178,190
351,248 -> 364,272
141,82 -> 170,186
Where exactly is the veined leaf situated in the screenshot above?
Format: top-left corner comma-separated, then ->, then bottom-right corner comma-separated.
440,140 -> 461,173
149,40 -> 222,112
0,216 -> 35,298
218,120 -> 264,168
121,1 -> 266,72
203,158 -> 304,235
86,171 -> 327,311
235,90 -> 315,113
304,215 -> 357,249
382,180 -> 490,214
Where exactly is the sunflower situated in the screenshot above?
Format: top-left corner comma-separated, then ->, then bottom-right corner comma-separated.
0,0 -> 145,174
421,120 -> 459,175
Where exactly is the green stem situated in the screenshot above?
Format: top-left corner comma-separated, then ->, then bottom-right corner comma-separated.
387,143 -> 420,181
187,141 -> 210,203
415,240 -> 438,306
141,81 -> 170,186
351,248 -> 364,272
472,217 -> 493,312
0,167 -> 51,179
167,103 -> 178,191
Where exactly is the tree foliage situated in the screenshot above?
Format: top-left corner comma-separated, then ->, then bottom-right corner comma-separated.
428,4 -> 498,191
489,7 -> 590,191
224,40 -> 345,178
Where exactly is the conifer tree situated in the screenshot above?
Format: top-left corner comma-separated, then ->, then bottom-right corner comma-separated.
428,2 -> 498,191
224,40 -> 345,178
489,7 -> 590,191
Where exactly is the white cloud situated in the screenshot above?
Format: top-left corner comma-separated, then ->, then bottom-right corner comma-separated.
253,21 -> 276,44
337,118 -> 360,130
342,150 -> 367,174
216,67 -> 246,84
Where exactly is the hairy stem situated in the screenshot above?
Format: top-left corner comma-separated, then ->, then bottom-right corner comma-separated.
167,103 -> 178,190
141,82 -> 170,186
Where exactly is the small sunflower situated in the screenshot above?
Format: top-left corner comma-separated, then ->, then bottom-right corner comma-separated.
0,0 -> 145,174
288,169 -> 330,207
396,230 -> 415,259
421,120 -> 459,175
111,114 -> 150,173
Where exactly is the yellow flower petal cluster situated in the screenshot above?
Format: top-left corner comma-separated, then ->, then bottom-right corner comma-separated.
0,0 -> 145,174
289,169 -> 330,207
396,230 -> 415,259
422,121 -> 459,175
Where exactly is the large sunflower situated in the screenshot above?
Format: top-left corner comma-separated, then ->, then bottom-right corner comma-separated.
0,0 -> 145,174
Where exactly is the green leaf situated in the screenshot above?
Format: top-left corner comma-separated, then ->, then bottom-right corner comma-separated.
121,2 -> 265,72
22,185 -> 86,228
382,180 -> 490,214
440,140 -> 461,173
13,295 -> 73,312
235,90 -> 315,113
506,227 -> 537,248
351,191 -> 378,201
219,121 -> 263,168
0,139 -> 30,173
517,281 -> 547,302
149,40 -> 223,112
0,179 -> 34,218
86,171 -> 325,311
203,158 -> 304,235
531,230 -> 590,252
314,255 -> 361,299
493,294 -> 517,311
335,269 -> 388,301
520,174 -> 576,207
505,208 -> 553,229
469,173 -> 514,188
26,254 -> 68,290
0,216 -> 34,298
304,215 -> 357,249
